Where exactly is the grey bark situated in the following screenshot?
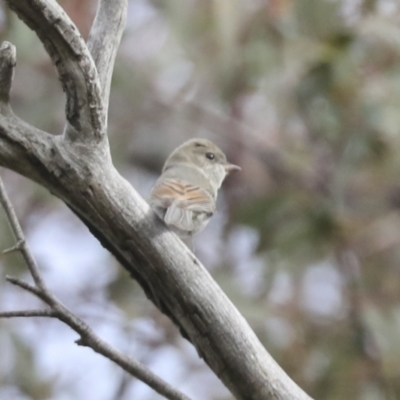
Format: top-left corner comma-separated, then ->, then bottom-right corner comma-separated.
0,173 -> 191,400
0,1 -> 313,399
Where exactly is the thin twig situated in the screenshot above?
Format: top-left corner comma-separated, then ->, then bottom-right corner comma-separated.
2,239 -> 24,254
0,174 -> 192,400
0,309 -> 56,318
0,176 -> 49,292
6,276 -> 48,300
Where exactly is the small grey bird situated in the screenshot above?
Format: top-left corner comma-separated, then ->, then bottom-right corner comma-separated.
149,138 -> 240,238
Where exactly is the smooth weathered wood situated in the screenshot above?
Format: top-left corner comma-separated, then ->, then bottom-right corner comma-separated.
0,1 -> 313,399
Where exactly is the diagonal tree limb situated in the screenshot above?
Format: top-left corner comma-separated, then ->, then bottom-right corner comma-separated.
0,43 -> 314,400
0,1 -> 314,399
5,0 -> 104,142
0,174 -> 192,400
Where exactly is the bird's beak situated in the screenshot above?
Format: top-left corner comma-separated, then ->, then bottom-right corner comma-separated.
223,163 -> 241,173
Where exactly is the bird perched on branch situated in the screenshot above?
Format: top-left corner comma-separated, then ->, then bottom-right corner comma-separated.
149,138 -> 240,240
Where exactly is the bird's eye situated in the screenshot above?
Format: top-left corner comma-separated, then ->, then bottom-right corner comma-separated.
205,152 -> 215,160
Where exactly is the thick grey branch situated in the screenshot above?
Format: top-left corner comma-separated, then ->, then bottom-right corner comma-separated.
0,52 -> 313,400
88,0 -> 128,119
0,1 -> 314,398
43,153 -> 312,400
5,0 -> 104,141
0,176 -> 192,400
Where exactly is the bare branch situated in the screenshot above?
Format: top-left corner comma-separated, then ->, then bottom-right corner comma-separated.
5,276 -> 47,301
2,239 -> 24,254
0,114 -> 57,188
0,1 -> 314,399
3,278 -> 191,400
0,176 -> 192,400
0,177 -> 49,291
0,100 -> 313,400
0,41 -> 16,105
5,0 -> 104,142
0,309 -> 56,318
88,0 -> 128,120
76,335 -> 191,400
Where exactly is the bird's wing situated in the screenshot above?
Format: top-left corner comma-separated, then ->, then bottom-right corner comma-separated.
150,178 -> 215,213
149,178 -> 215,231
